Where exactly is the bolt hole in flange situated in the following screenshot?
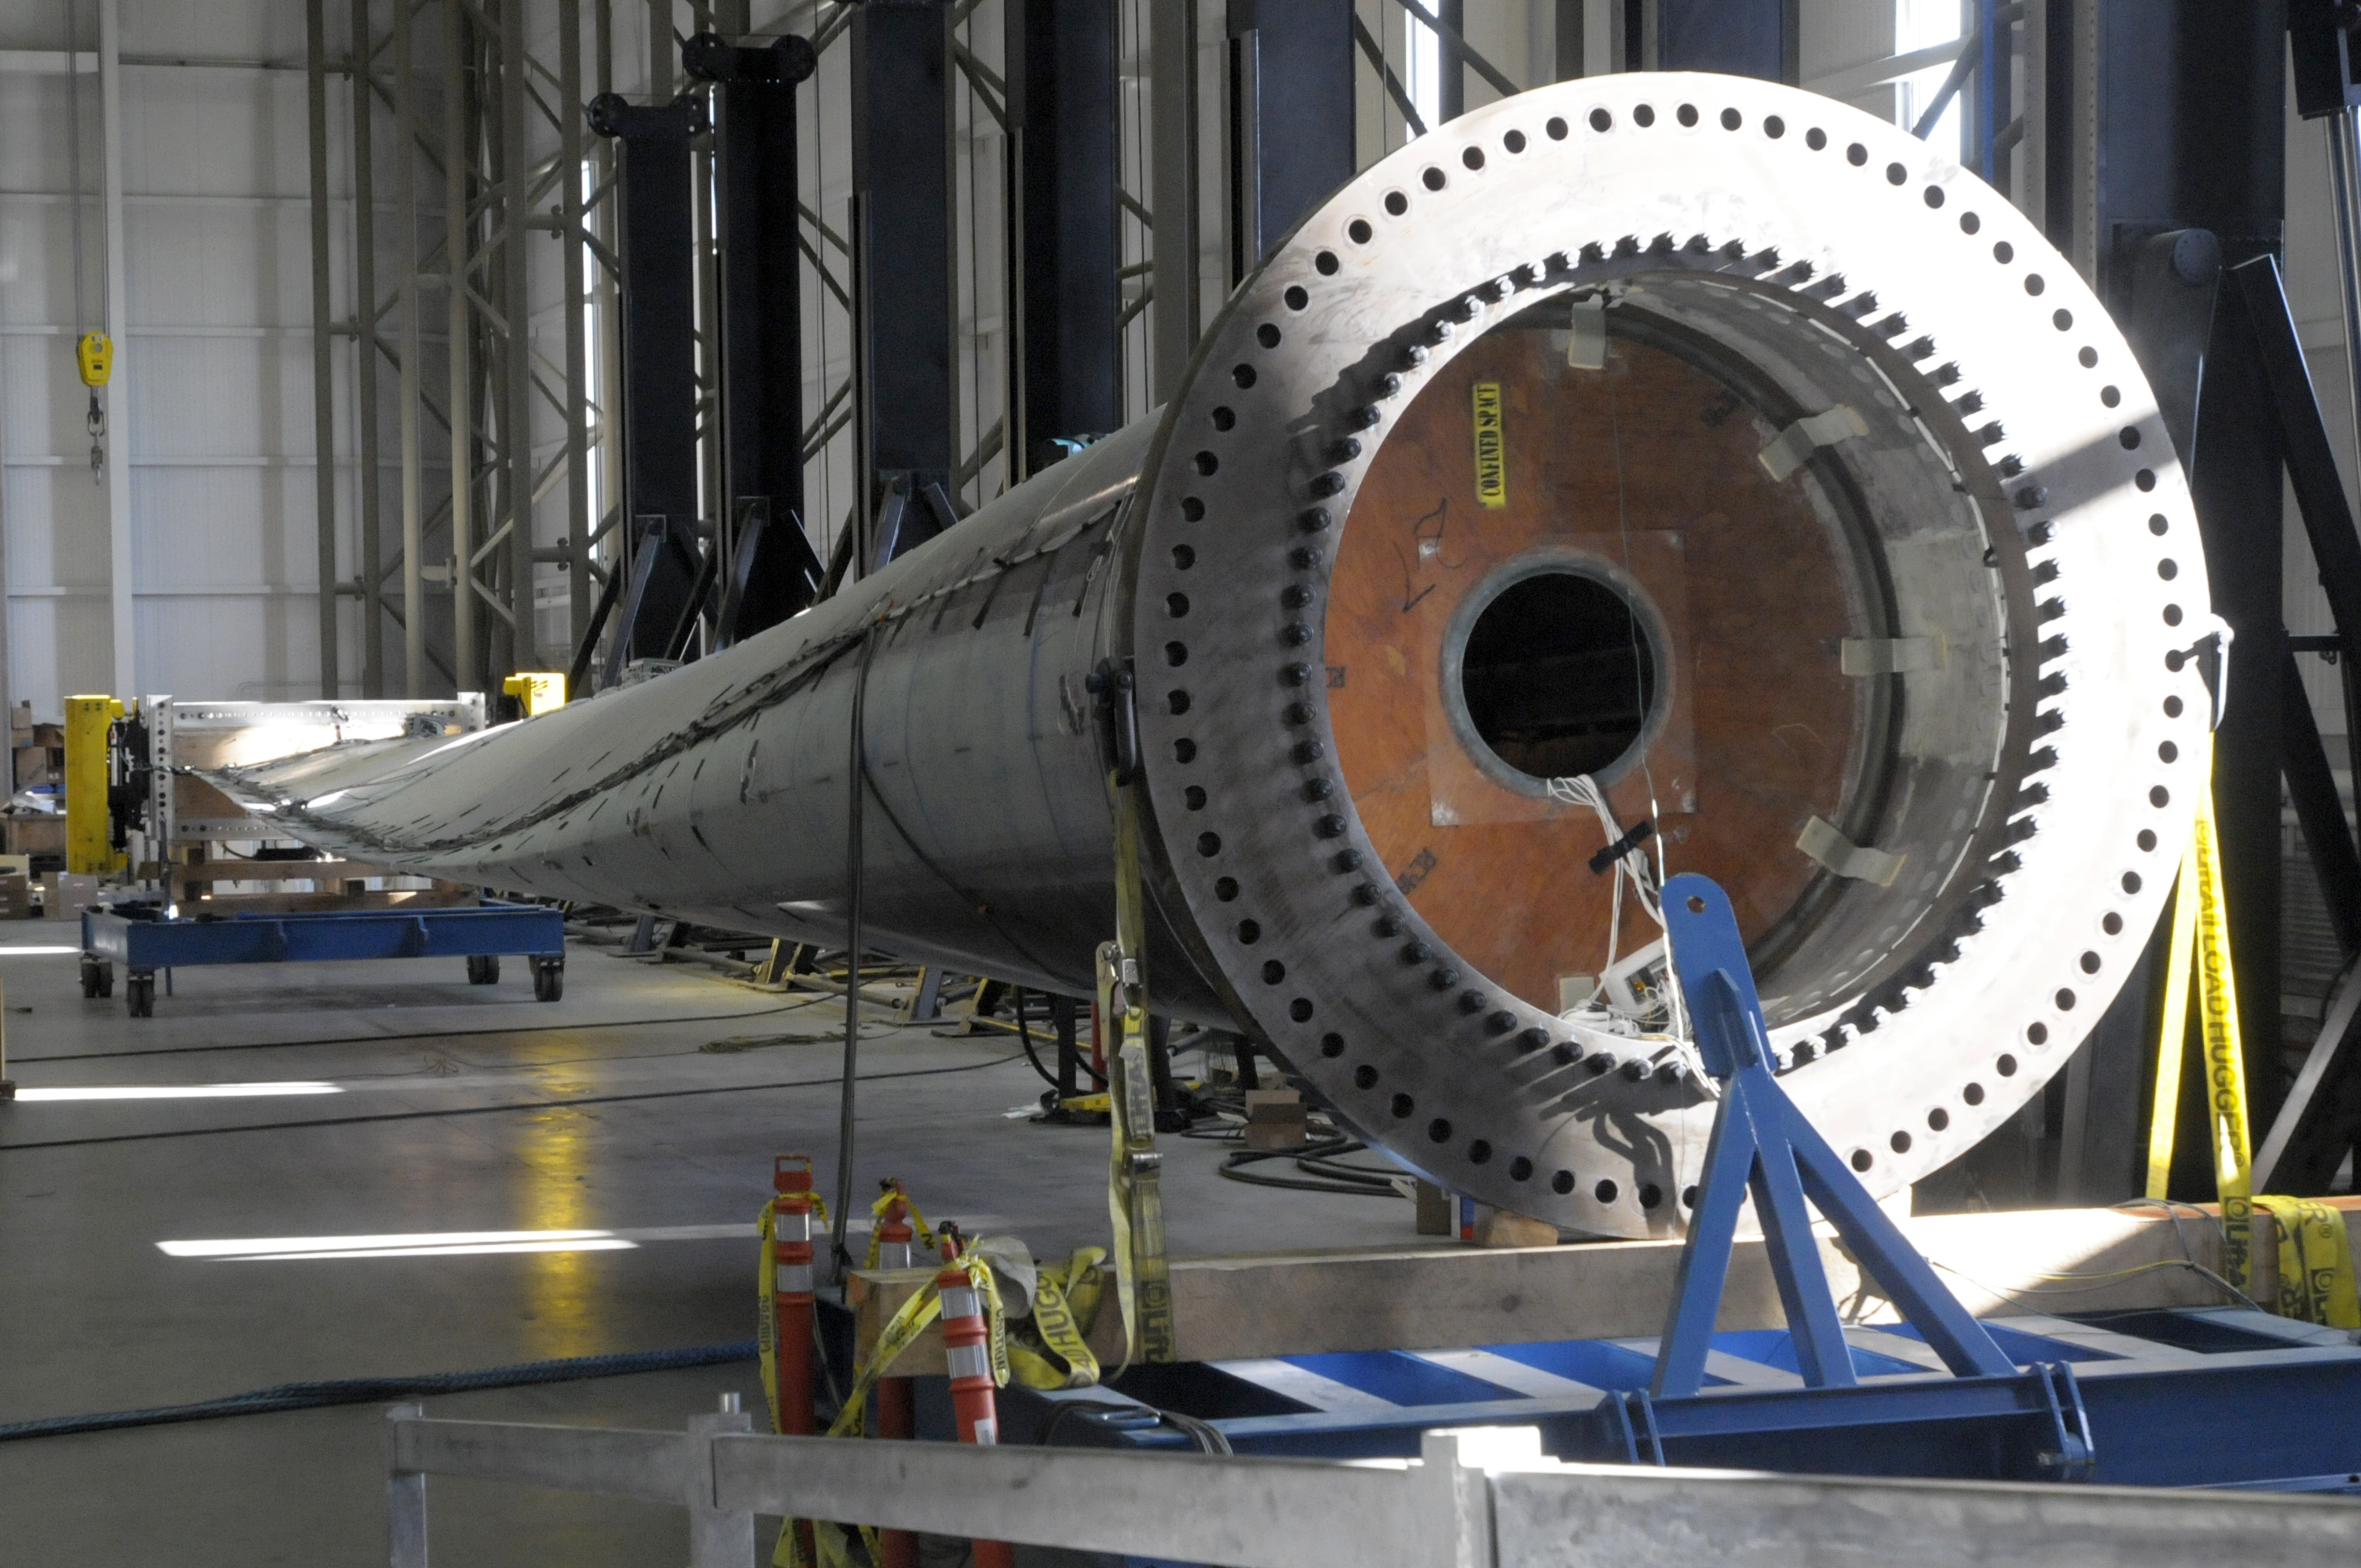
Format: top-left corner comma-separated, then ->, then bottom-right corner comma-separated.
1137,75 -> 2203,1238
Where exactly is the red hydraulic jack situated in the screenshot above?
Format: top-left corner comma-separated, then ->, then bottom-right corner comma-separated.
936,1225 -> 1014,1568
770,1156 -> 818,1566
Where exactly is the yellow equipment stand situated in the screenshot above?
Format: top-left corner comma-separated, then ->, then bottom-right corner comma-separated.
500,671 -> 567,718
63,694 -> 124,876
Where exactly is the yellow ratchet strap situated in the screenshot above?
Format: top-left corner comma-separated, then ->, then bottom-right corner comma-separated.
861,1184 -> 936,1270
2143,741 -> 2255,1273
1102,767 -> 1177,1370
1007,1246 -> 1106,1389
2141,737 -> 2318,1305
2251,1196 -> 2361,1328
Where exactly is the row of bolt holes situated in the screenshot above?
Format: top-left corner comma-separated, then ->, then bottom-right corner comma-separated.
1168,696 -> 2175,1193
1312,98 -> 2166,533
1163,488 -> 2176,1189
1163,609 -> 2175,1175
1157,103 -> 2191,1201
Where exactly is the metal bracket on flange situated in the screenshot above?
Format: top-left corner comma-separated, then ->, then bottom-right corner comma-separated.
1757,405 -> 1869,482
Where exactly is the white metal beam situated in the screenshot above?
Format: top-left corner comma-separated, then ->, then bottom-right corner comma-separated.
98,0 -> 134,700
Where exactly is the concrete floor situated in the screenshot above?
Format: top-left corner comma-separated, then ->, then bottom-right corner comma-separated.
0,928 -> 1415,1564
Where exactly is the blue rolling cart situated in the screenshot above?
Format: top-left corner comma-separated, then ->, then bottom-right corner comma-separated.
80,901 -> 568,1016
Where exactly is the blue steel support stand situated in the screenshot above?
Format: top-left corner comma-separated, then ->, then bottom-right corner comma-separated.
1652,874 -> 2018,1397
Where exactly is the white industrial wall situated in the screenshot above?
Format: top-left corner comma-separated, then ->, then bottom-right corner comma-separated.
0,1 -> 677,721
0,4 -> 329,715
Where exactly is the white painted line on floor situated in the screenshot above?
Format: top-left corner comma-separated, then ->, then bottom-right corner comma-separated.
609,1223 -> 754,1243
1211,1358 -> 1401,1412
232,1238 -> 641,1261
162,1229 -> 623,1259
17,1081 -> 344,1101
1410,1348 -> 1595,1399
1841,1325 -> 1950,1371
604,1215 -> 1010,1243
1609,1338 -> 1805,1388
157,1215 -> 1016,1262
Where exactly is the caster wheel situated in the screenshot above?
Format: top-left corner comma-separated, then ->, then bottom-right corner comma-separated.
97,964 -> 114,999
126,973 -> 154,1018
80,957 -> 101,999
531,956 -> 565,1003
466,954 -> 502,985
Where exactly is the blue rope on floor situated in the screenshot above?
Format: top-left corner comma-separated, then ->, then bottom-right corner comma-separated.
0,1340 -> 759,1443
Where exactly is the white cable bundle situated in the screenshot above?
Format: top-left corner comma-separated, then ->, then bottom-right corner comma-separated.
1546,773 -> 1664,974
1549,773 -> 1705,1085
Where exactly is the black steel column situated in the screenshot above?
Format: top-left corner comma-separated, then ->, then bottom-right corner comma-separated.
1225,0 -> 1354,281
1555,0 -> 1585,79
586,94 -> 704,668
685,32 -> 827,642
2098,4 -> 2290,1150
1435,0 -> 1465,122
1655,0 -> 1795,80
1004,0 -> 1120,481
851,1 -> 957,575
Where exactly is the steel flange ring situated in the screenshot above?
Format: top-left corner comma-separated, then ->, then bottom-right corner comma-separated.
1122,73 -> 2209,1237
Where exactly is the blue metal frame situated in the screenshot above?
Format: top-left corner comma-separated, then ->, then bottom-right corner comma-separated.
982,877 -> 2361,1497
996,1313 -> 2361,1489
82,902 -> 565,970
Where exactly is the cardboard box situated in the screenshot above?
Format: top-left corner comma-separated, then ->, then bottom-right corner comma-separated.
41,871 -> 100,923
11,704 -> 63,791
3,816 -> 66,859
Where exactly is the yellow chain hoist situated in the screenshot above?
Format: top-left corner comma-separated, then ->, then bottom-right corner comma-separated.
77,331 -> 110,485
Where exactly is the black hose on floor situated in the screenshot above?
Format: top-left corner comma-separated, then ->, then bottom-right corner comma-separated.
0,1340 -> 760,1444
1219,1135 -> 1410,1198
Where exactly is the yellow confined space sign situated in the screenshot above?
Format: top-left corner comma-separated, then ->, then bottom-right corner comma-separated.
1472,381 -> 1507,508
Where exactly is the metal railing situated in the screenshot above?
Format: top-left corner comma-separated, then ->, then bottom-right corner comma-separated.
385,1396 -> 2361,1567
